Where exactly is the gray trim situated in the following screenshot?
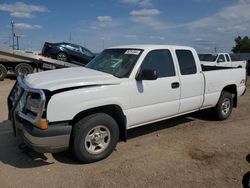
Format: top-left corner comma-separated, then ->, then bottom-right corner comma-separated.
22,127 -> 70,153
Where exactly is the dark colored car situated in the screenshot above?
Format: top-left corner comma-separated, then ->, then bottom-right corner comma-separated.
42,42 -> 95,66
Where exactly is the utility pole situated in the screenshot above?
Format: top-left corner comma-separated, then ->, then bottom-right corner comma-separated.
15,33 -> 21,50
11,20 -> 15,49
214,47 -> 217,53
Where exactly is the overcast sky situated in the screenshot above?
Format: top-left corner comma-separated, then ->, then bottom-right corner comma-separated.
0,0 -> 250,53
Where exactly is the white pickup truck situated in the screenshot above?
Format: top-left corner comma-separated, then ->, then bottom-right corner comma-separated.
8,45 -> 246,163
199,53 -> 247,68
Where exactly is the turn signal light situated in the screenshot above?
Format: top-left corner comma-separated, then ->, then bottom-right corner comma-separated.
40,119 -> 48,129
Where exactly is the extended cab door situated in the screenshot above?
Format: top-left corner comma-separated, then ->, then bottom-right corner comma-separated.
175,48 -> 204,113
127,49 -> 181,127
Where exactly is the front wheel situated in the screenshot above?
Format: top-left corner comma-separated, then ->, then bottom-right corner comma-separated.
213,91 -> 233,120
73,113 -> 119,163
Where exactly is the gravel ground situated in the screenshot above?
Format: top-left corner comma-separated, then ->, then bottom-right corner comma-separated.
0,77 -> 250,188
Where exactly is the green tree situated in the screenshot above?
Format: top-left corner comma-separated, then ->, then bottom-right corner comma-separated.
232,36 -> 250,53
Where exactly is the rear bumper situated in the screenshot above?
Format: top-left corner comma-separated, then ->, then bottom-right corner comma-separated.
20,120 -> 72,153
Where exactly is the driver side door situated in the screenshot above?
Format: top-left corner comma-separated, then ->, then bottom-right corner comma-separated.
126,49 -> 180,128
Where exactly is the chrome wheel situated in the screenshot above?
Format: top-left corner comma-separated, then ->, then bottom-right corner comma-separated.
84,125 -> 111,155
57,52 -> 67,61
221,98 -> 231,116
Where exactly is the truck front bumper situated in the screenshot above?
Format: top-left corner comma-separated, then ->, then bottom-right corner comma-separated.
8,77 -> 72,153
21,120 -> 72,153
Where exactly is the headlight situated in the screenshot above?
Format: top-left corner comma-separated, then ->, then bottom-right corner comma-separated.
18,92 -> 47,129
25,92 -> 42,116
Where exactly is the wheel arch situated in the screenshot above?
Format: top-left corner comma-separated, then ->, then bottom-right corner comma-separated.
221,84 -> 237,108
69,104 -> 127,142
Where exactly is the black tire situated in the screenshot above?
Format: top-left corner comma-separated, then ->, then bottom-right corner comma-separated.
213,91 -> 233,120
56,52 -> 68,62
14,63 -> 33,76
0,64 -> 7,81
247,60 -> 250,75
73,113 -> 119,163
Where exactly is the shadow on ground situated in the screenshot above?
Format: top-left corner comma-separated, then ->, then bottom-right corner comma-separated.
0,120 -> 53,168
0,111 -> 216,166
5,74 -> 16,80
52,115 -> 196,164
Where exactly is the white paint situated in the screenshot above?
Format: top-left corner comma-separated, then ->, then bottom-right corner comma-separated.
23,45 -> 246,129
200,53 -> 247,68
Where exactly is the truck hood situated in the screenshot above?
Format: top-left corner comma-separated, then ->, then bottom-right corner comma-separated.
24,67 -> 120,91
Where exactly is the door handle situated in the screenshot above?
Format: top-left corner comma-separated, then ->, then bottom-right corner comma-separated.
171,82 -> 180,89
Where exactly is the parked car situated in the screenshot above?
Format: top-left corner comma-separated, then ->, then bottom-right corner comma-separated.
8,45 -> 247,163
42,42 -> 95,66
199,53 -> 247,68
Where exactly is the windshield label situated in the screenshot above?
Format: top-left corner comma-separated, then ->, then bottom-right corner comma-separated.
125,50 -> 141,55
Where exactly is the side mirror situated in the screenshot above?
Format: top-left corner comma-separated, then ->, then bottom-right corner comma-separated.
136,69 -> 158,81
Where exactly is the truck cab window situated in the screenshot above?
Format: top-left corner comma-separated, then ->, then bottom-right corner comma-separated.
176,50 -> 197,75
217,55 -> 225,62
140,49 -> 175,78
225,54 -> 230,62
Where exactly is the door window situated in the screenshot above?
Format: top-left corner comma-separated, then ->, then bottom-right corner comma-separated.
176,50 -> 197,75
140,49 -> 175,78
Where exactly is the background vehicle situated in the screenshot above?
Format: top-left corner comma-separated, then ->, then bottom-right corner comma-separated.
0,48 -> 79,81
230,53 -> 250,75
8,45 -> 246,163
199,53 -> 247,68
42,42 -> 95,65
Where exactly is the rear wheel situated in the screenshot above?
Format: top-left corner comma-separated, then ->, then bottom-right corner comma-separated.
56,52 -> 68,62
73,113 -> 119,163
0,64 -> 7,81
213,91 -> 233,120
14,63 -> 33,76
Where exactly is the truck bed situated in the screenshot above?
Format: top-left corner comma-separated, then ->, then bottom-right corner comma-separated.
201,65 -> 237,71
201,66 -> 246,108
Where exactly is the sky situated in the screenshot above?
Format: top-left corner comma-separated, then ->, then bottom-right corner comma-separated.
0,0 -> 250,53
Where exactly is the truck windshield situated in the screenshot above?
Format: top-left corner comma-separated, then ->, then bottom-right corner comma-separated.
86,49 -> 143,78
199,54 -> 218,62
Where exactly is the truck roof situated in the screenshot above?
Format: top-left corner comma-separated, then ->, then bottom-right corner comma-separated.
108,44 -> 194,51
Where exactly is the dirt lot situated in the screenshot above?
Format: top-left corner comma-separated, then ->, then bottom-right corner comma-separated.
0,77 -> 250,188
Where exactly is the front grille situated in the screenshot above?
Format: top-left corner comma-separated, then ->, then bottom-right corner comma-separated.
8,75 -> 46,127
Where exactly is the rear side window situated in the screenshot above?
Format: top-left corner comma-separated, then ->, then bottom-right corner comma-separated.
225,54 -> 230,62
81,48 -> 94,57
140,49 -> 175,78
176,50 -> 197,75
